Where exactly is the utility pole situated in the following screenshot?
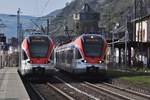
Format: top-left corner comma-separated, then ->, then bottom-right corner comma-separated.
64,20 -> 71,42
112,23 -> 119,68
17,8 -> 21,67
47,19 -> 50,35
112,30 -> 114,67
125,30 -> 128,70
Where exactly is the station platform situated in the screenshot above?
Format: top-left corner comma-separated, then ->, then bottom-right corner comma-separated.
0,67 -> 30,100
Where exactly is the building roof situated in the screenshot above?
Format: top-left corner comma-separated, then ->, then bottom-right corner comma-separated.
131,14 -> 150,23
80,3 -> 97,13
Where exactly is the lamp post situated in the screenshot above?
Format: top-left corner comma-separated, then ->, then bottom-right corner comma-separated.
112,23 -> 119,67
125,30 -> 128,70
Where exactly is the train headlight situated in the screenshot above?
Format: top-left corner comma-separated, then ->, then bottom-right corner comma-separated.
90,36 -> 94,38
81,60 -> 87,63
99,60 -> 104,63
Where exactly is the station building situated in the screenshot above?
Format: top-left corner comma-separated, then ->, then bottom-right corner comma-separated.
110,15 -> 150,68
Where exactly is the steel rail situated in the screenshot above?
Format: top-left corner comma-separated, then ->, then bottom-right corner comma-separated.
47,82 -> 75,100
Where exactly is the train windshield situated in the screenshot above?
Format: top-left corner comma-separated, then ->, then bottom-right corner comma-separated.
29,36 -> 50,58
82,35 -> 104,57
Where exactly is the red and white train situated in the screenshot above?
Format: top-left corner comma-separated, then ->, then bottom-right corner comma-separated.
54,34 -> 108,74
19,34 -> 55,76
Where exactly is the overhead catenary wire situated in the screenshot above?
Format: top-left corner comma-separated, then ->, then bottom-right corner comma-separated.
29,0 -> 53,33
41,0 -> 52,16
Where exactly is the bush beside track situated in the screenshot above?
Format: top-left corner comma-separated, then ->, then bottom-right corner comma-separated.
106,69 -> 150,86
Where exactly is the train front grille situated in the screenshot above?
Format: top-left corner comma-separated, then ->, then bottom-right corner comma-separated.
32,67 -> 45,74
86,66 -> 99,73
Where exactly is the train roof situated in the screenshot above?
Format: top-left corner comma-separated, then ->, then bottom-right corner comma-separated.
22,34 -> 54,45
56,34 -> 106,51
23,34 -> 51,40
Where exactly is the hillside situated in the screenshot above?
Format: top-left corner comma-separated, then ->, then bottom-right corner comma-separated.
2,0 -> 150,39
48,0 -> 150,36
0,14 -> 36,38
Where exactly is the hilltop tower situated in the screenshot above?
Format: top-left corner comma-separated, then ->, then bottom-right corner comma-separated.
73,3 -> 100,34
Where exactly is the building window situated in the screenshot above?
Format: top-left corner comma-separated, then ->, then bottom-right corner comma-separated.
136,20 -> 147,42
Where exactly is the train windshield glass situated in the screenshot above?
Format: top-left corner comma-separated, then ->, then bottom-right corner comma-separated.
82,35 -> 104,57
29,36 -> 50,58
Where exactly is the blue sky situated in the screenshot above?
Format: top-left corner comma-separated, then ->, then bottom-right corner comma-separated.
0,0 -> 73,17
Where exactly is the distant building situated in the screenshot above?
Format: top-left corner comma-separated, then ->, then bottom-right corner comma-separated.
0,33 -> 6,43
73,3 -> 100,35
0,33 -> 8,67
0,33 -> 7,51
8,37 -> 18,48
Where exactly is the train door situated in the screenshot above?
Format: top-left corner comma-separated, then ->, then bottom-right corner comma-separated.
49,50 -> 54,66
53,48 -> 57,66
21,50 -> 28,67
73,48 -> 82,67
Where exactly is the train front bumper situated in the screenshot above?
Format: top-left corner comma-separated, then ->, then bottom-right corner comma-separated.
21,63 -> 55,76
73,62 -> 107,74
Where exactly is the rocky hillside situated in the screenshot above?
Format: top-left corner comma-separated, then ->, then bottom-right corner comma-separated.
48,0 -> 150,36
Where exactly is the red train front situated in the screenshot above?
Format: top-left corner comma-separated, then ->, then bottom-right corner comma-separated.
19,34 -> 55,76
55,34 -> 107,74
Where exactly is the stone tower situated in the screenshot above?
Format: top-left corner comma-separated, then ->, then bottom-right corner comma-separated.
73,3 -> 100,34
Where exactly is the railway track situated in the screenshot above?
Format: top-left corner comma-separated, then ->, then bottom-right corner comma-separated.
46,82 -> 75,100
53,73 -> 150,100
29,82 -> 75,100
22,71 -> 150,100
51,76 -> 100,100
84,82 -> 150,100
29,83 -> 46,100
52,76 -> 116,100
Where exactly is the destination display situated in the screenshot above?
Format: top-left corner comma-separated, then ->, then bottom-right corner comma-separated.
30,36 -> 49,43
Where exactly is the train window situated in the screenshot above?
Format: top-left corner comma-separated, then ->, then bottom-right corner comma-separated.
50,50 -> 54,60
29,36 -> 50,58
60,51 -> 63,63
82,36 -> 104,57
57,52 -> 60,63
67,50 -> 73,64
56,52 -> 59,63
64,51 -> 68,63
22,50 -> 28,60
75,48 -> 82,59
